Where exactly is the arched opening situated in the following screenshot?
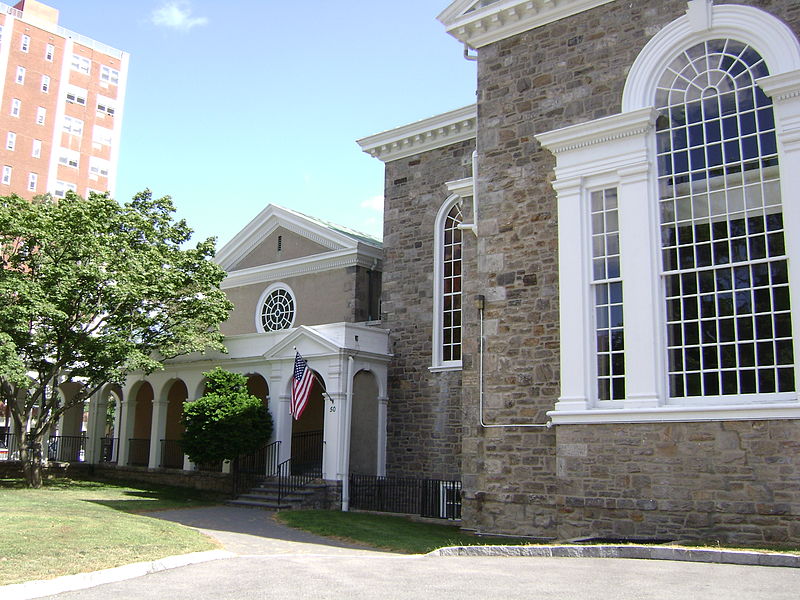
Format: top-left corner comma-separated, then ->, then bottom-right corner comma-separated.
129,382 -> 153,466
245,373 -> 270,408
161,380 -> 187,468
290,373 -> 324,477
101,386 -> 122,463
350,370 -> 379,476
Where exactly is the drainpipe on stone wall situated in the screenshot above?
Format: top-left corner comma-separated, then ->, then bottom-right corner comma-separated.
457,151 -> 480,237
477,295 -> 553,429
341,354 -> 355,511
463,43 -> 478,62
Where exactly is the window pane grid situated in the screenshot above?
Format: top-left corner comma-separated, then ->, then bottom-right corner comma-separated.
442,204 -> 463,362
657,39 -> 794,399
591,188 -> 625,401
260,289 -> 294,332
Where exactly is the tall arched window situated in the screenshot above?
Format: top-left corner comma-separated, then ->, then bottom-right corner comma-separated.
432,195 -> 464,370
656,39 -> 794,398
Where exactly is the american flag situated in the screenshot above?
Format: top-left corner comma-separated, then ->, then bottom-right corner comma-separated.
291,352 -> 315,420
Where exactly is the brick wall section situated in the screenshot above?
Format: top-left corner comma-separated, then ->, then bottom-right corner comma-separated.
382,139 -> 474,480
460,0 -> 800,540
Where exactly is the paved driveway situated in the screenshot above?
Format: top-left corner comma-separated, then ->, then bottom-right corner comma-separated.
27,506 -> 800,600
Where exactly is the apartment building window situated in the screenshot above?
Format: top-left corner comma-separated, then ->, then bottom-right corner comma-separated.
45,44 -> 54,61
58,150 -> 79,169
2,166 -> 12,185
100,65 -> 119,86
70,54 -> 90,75
96,100 -> 115,117
66,87 -> 87,106
20,34 -> 30,52
15,66 -> 25,84
27,172 -> 37,192
89,157 -> 110,179
36,106 -> 45,125
92,125 -> 112,146
41,75 -> 50,93
10,98 -> 20,117
6,132 -> 15,151
63,116 -> 84,137
53,180 -> 76,198
31,139 -> 41,158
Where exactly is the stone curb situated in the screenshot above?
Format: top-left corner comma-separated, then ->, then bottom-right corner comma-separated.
0,549 -> 236,600
429,544 -> 800,568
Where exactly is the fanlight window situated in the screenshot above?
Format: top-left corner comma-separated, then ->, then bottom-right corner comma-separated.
655,39 -> 794,398
442,203 -> 463,363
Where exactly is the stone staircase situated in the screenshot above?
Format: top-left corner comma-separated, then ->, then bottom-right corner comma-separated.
227,477 -> 328,511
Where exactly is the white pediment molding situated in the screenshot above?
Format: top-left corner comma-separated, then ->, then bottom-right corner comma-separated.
221,246 -> 382,290
357,105 -> 476,163
261,325 -> 341,361
438,0 -> 615,49
216,204 -> 376,272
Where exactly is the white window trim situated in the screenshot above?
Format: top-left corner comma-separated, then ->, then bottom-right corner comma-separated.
430,192 -> 467,371
536,3 -> 800,425
254,282 -> 297,333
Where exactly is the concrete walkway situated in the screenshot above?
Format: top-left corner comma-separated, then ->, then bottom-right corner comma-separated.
3,505 -> 800,600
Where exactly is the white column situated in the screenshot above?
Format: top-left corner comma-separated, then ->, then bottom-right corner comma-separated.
84,391 -> 107,464
376,396 -> 388,477
148,399 -> 169,469
116,397 -> 134,466
552,177 -> 591,411
111,396 -> 121,462
760,72 -> 800,390
618,163 -> 662,408
277,394 -> 292,464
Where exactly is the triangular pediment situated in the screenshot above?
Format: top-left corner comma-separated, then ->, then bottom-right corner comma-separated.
438,0 -> 615,49
217,204 -> 379,273
262,326 -> 341,361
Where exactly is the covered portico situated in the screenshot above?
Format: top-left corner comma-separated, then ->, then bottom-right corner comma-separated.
103,322 -> 390,483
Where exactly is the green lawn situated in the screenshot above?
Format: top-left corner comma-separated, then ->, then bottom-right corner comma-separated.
0,478 -> 223,586
275,510 -> 535,554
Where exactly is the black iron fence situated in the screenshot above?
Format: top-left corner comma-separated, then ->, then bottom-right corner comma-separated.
128,438 -> 150,467
290,430 -> 323,477
232,440 -> 281,495
0,432 -> 19,461
349,474 -> 462,520
160,439 -> 185,469
47,435 -> 86,462
275,456 -> 319,502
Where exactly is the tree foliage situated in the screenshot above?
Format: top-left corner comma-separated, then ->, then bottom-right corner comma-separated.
0,191 -> 233,486
181,368 -> 273,464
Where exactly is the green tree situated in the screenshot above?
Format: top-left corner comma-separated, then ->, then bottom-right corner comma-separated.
181,368 -> 273,465
0,191 -> 233,487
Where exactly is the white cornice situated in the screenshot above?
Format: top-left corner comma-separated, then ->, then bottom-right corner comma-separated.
536,107 -> 657,154
438,0 -> 615,49
357,105 -> 477,163
759,70 -> 800,103
221,247 -> 382,290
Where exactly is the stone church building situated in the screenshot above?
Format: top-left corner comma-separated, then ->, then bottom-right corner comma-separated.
359,0 -> 800,544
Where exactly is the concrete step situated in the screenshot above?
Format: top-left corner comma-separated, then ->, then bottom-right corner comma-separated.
226,498 -> 291,510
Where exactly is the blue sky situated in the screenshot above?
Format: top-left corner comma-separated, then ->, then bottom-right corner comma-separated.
50,0 -> 477,248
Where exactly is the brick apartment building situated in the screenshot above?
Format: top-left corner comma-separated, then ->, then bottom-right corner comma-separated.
0,0 -> 128,199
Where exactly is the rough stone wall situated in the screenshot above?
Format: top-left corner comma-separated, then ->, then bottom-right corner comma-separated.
556,421 -> 800,544
382,139 -> 474,481
461,0 -> 800,541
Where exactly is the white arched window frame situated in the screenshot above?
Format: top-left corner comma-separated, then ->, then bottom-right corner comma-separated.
537,2 -> 800,424
255,282 -> 297,333
431,193 -> 466,371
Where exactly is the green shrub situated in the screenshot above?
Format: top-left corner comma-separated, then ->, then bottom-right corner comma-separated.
181,368 -> 273,464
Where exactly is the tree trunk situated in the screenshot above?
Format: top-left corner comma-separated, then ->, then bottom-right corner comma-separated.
20,435 -> 43,488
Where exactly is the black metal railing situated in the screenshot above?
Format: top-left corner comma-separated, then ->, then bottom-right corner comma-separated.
128,438 -> 150,467
276,457 -> 319,502
290,430 -> 323,477
232,440 -> 281,495
160,439 -> 185,469
0,432 -> 19,461
100,437 -> 118,463
47,435 -> 86,462
349,474 -> 462,519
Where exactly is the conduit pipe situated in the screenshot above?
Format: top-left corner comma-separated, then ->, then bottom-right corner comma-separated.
477,295 -> 553,429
